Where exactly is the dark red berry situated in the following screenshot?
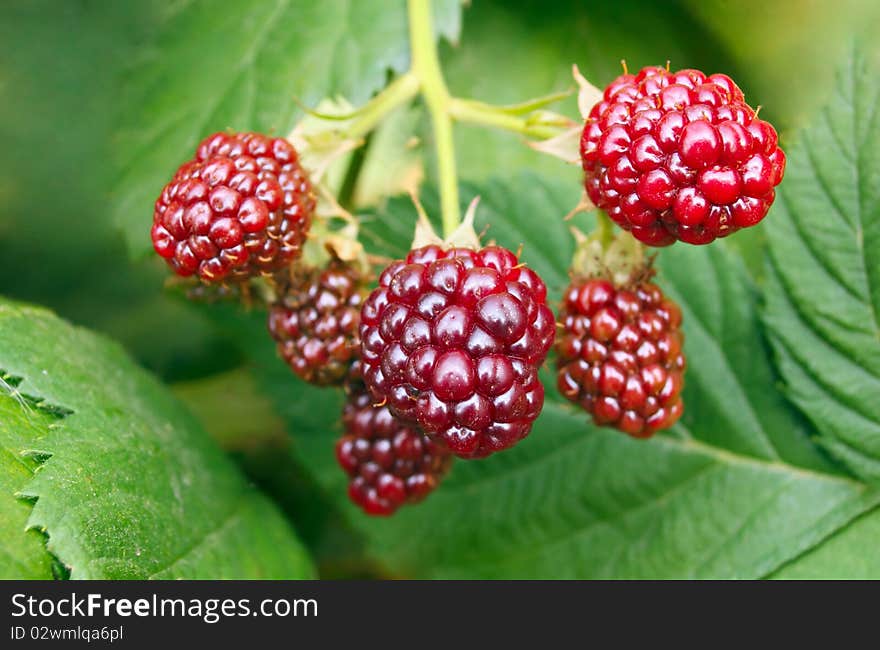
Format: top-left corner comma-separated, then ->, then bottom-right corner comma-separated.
337,387 -> 452,516
556,277 -> 685,437
152,131 -> 316,283
268,260 -> 365,386
581,66 -> 786,245
359,245 -> 555,458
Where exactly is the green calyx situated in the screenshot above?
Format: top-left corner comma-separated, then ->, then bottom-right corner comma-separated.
570,216 -> 649,288
299,220 -> 370,279
410,195 -> 482,251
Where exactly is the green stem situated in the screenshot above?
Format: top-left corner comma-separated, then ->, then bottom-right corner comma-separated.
347,71 -> 419,139
595,209 -> 615,248
408,0 -> 460,237
449,98 -> 569,140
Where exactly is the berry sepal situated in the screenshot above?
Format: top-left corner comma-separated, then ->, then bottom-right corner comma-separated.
410,194 -> 482,251
569,219 -> 647,289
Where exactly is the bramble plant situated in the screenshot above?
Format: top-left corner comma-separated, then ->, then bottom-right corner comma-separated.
150,0 -> 787,510
1,0 -> 879,579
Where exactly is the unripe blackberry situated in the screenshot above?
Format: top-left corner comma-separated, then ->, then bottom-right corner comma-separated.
556,277 -> 685,437
360,245 -> 555,459
581,66 -> 786,245
337,387 -> 452,516
268,260 -> 365,386
152,131 -> 316,283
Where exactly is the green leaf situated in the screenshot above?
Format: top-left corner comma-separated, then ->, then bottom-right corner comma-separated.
233,174 -> 879,578
658,242 -> 840,474
0,298 -> 314,579
763,47 -> 880,483
772,509 -> 880,579
0,392 -> 55,579
112,0 -> 462,257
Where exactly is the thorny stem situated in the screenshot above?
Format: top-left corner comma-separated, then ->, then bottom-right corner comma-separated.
408,0 -> 460,237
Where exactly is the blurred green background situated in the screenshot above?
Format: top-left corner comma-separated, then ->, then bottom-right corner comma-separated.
1,0 -> 876,381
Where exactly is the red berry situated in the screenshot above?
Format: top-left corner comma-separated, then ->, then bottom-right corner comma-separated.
359,245 -> 555,458
268,260 -> 365,386
581,66 -> 786,245
337,387 -> 452,516
152,131 -> 316,283
555,277 -> 685,437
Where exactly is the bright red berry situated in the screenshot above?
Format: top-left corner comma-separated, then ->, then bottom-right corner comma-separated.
152,131 -> 316,283
581,66 -> 786,245
359,245 -> 555,458
268,260 -> 365,386
337,387 -> 452,516
556,277 -> 685,437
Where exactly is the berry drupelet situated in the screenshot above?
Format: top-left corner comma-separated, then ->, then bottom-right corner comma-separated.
152,131 -> 316,283
337,387 -> 452,516
268,259 -> 365,386
359,245 -> 555,459
581,66 -> 786,246
556,277 -> 685,437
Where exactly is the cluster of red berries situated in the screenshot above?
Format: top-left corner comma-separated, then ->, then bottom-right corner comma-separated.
152,131 -> 315,282
268,259 -> 365,386
581,66 -> 786,245
337,387 -> 452,515
556,277 -> 685,436
150,64 -> 784,516
359,245 -> 555,458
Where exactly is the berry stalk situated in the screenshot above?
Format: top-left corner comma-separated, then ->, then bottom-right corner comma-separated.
408,0 -> 461,238
345,71 -> 420,140
594,209 -> 616,249
448,97 -> 571,140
